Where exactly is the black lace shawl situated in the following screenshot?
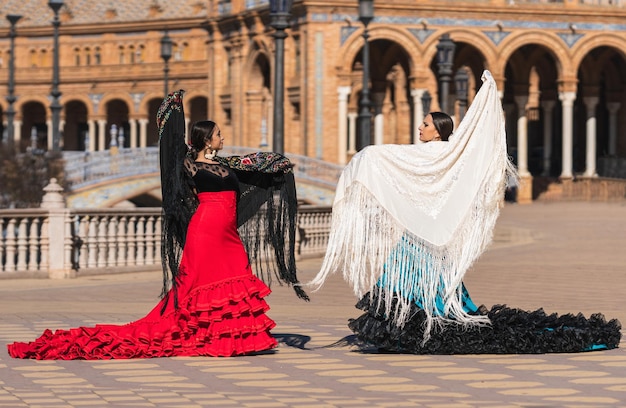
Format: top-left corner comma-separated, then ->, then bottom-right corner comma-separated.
157,90 -> 308,311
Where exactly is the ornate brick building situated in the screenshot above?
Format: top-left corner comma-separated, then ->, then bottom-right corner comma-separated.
2,0 -> 626,202
1,0 -> 210,153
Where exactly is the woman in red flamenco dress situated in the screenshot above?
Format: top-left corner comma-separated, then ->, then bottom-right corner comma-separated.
7,91 -> 307,359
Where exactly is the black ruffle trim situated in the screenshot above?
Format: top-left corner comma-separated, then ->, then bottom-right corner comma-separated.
349,292 -> 622,354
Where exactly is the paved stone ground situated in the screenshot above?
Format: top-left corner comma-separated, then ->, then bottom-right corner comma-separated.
1,201 -> 625,408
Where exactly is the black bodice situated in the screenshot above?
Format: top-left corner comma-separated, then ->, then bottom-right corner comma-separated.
190,162 -> 240,194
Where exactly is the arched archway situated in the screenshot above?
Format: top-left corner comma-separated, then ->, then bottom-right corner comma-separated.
65,100 -> 89,150
188,96 -> 209,127
502,44 -> 561,180
351,38 -> 414,148
244,51 -> 271,149
20,101 -> 47,152
427,40 -> 489,121
105,99 -> 130,148
577,45 -> 626,177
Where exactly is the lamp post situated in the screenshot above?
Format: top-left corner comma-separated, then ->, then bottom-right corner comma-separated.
160,30 -> 173,97
5,14 -> 22,146
454,67 -> 469,121
357,0 -> 374,150
48,0 -> 64,152
269,0 -> 293,155
435,33 -> 455,115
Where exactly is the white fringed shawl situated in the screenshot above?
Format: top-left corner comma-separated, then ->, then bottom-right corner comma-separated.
310,71 -> 517,341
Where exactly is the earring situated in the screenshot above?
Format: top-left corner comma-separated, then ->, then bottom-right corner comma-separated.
204,145 -> 217,160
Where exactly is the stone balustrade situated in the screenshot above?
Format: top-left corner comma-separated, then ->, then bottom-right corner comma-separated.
0,179 -> 333,279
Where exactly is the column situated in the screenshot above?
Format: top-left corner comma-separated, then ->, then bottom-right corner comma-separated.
60,119 -> 65,148
607,102 -> 620,156
46,119 -> 53,150
411,88 -> 426,144
374,113 -> 384,145
541,100 -> 555,176
514,95 -> 530,177
129,118 -> 138,148
503,103 -> 515,149
337,86 -> 351,165
139,119 -> 149,147
348,113 -> 357,155
559,92 -> 576,178
12,120 -> 22,144
88,120 -> 96,152
97,120 -> 107,151
583,96 -> 599,177
41,178 -> 73,279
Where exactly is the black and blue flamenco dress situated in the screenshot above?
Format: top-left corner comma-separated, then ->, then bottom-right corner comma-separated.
348,241 -> 622,354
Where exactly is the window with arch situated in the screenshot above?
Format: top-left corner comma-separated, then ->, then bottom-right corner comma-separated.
74,47 -> 81,66
182,42 -> 190,60
85,47 -> 91,66
129,45 -> 135,64
293,35 -> 301,76
173,42 -> 187,62
118,45 -> 125,64
94,47 -> 101,65
40,49 -> 49,67
218,0 -> 232,15
30,49 -> 38,67
136,45 -> 144,63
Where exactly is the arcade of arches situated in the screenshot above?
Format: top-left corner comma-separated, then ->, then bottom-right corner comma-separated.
1,0 -> 626,204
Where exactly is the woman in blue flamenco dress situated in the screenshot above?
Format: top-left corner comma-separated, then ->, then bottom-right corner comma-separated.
310,71 -> 621,354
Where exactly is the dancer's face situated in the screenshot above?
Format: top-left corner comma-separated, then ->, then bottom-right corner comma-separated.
418,114 -> 441,143
209,127 -> 224,151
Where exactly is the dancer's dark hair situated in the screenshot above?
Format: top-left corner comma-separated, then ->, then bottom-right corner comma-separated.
189,120 -> 218,157
430,112 -> 454,141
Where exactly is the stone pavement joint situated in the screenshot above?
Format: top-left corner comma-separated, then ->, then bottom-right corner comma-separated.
1,202 -> 625,407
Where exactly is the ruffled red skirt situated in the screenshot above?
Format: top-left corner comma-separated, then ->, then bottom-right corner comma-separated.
7,191 -> 278,359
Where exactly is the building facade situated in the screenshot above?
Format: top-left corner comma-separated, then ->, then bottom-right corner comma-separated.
1,0 -> 626,203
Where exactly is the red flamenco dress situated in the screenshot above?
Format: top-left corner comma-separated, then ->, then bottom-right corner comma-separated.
8,182 -> 277,359
8,90 -> 306,359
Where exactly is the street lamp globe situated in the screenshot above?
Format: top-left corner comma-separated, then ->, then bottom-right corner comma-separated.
436,34 -> 455,68
270,0 -> 293,17
435,34 -> 456,114
160,31 -> 173,62
160,31 -> 173,97
48,0 -> 63,13
358,0 -> 374,26
454,67 -> 469,120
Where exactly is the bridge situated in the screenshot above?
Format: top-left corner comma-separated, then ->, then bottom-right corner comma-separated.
62,147 -> 343,208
